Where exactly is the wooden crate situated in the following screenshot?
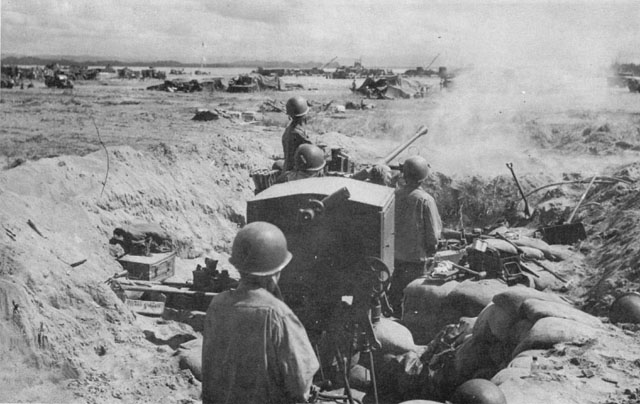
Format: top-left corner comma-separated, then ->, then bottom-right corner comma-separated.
125,299 -> 165,315
117,252 -> 176,282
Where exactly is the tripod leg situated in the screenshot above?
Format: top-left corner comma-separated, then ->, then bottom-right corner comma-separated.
335,347 -> 355,404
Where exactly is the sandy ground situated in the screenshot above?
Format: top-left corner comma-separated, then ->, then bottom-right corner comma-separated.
1,71 -> 640,403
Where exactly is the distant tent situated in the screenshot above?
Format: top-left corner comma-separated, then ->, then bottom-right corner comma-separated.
356,75 -> 426,99
385,76 -> 424,99
201,77 -> 227,92
227,74 -> 283,93
147,79 -> 202,92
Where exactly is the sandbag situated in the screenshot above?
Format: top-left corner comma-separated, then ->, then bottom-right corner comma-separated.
513,237 -> 564,261
492,286 -> 566,316
176,337 -> 203,381
403,279 -> 461,344
473,303 -> 518,343
488,303 -> 520,342
453,336 -> 494,382
484,238 -> 520,255
472,303 -> 495,342
526,266 -> 564,291
510,319 -> 534,346
446,279 -> 510,317
547,245 -> 574,261
488,340 -> 512,368
177,347 -> 202,381
520,298 -> 602,328
491,367 -> 530,386
513,317 -> 599,357
373,317 -> 417,355
518,246 -> 545,260
510,350 -> 553,368
404,279 -> 459,313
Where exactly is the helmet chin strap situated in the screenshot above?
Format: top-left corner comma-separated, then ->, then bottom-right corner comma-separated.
267,278 -> 284,301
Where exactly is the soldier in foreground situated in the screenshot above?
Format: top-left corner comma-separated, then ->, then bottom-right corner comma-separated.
388,156 -> 443,314
282,95 -> 312,171
201,222 -> 319,404
276,143 -> 326,184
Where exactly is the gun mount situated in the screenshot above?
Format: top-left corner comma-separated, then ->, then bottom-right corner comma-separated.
247,177 -> 395,337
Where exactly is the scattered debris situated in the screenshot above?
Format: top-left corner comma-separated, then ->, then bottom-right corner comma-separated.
147,79 -> 202,92
192,109 -> 219,121
3,227 -> 16,241
69,259 -> 87,268
26,219 -> 46,238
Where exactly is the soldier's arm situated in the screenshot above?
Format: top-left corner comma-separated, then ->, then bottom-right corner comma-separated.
274,311 -> 320,402
292,126 -> 312,144
422,197 -> 442,254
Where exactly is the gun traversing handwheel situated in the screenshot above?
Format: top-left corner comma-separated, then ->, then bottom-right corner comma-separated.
363,256 -> 391,296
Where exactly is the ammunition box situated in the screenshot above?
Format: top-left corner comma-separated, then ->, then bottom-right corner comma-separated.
117,252 -> 176,282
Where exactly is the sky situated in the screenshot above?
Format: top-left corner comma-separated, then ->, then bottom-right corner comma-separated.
2,0 -> 639,68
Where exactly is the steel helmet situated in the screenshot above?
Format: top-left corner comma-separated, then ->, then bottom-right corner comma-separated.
294,144 -> 326,172
229,222 -> 293,276
450,379 -> 507,404
609,292 -> 640,324
286,96 -> 309,117
403,156 -> 430,183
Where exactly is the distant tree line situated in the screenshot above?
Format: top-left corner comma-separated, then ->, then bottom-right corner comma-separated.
0,56 -> 327,69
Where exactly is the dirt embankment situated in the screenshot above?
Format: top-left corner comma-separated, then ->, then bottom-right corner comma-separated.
0,132 -> 275,402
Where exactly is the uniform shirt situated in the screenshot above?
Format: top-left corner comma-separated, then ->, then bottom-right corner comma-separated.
275,170 -> 322,184
282,122 -> 311,171
394,185 -> 442,262
202,282 -> 319,404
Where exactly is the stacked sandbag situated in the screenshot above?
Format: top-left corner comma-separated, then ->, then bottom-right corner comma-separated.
403,278 -> 509,344
353,317 -> 428,397
450,286 -> 602,387
403,279 -> 460,344
512,236 -> 570,262
175,337 -> 203,381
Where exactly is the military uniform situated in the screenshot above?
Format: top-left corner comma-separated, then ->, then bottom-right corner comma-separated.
282,122 -> 311,172
202,281 -> 319,404
389,184 -> 442,313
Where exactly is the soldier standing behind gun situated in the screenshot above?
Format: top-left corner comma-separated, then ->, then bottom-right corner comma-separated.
202,222 -> 319,404
389,156 -> 442,314
282,96 -> 312,171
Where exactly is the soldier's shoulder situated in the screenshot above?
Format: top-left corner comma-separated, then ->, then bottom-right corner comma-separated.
411,187 -> 435,200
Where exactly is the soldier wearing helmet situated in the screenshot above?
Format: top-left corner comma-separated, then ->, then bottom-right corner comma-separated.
388,156 -> 442,314
352,163 -> 393,186
276,144 -> 326,184
282,96 -> 312,171
202,222 -> 319,404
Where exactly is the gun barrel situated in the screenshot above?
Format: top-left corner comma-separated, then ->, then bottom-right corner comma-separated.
382,126 -> 429,165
